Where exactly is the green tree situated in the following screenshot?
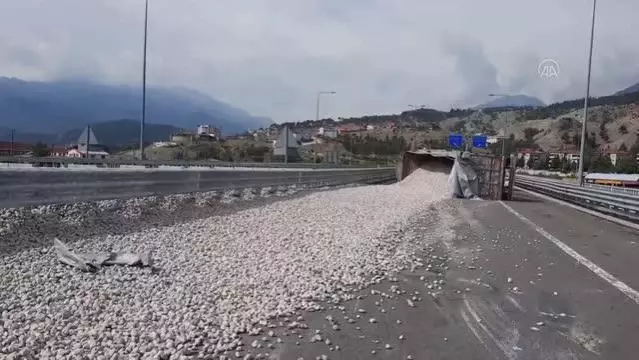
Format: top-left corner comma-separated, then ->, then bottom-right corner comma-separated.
32,142 -> 50,157
531,155 -> 549,170
515,156 -> 525,168
558,118 -> 575,131
589,154 -> 614,173
450,120 -> 465,133
571,134 -> 580,147
523,127 -> 541,141
599,122 -> 609,142
619,142 -> 628,152
615,156 -> 637,174
526,157 -> 534,169
550,156 -> 561,170
561,158 -> 573,173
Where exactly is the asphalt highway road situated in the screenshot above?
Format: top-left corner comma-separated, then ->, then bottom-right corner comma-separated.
0,168 -> 394,208
255,191 -> 639,360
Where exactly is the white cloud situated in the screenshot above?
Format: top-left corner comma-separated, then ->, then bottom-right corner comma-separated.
1,0 -> 638,123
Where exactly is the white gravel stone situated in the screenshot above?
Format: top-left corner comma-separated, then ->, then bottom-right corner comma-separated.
0,168 -> 449,356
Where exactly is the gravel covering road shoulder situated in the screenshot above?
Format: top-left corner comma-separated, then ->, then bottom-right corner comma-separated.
0,183 -> 371,258
1,168 -> 449,359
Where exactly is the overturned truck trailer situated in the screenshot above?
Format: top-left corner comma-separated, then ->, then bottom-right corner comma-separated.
397,149 -> 514,200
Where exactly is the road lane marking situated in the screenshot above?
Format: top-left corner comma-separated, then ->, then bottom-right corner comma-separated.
462,296 -> 519,360
500,201 -> 639,305
514,186 -> 639,232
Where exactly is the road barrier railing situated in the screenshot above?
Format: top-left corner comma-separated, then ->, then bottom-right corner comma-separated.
0,168 -> 397,208
515,175 -> 639,223
584,183 -> 639,197
0,156 -> 386,169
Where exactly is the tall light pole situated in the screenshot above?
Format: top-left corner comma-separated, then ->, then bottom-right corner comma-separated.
578,0 -> 597,186
9,129 -> 14,156
315,91 -> 335,164
284,123 -> 289,164
315,91 -> 336,123
488,94 -> 510,157
140,0 -> 149,160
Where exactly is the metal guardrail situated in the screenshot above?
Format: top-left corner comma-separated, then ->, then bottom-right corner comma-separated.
0,168 -> 397,209
585,183 -> 639,197
0,156 -> 384,169
515,175 -> 639,223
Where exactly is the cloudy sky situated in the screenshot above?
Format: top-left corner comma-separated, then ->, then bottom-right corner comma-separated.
1,0 -> 638,122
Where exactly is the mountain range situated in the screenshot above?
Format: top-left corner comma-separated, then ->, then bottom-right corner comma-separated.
1,76 -> 639,148
0,120 -> 182,148
477,95 -> 546,109
614,81 -> 639,96
0,77 -> 271,143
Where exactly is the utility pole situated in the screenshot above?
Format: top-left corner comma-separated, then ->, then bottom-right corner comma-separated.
501,133 -> 506,158
315,95 -> 321,125
284,124 -> 289,164
10,129 -> 14,156
86,125 -> 91,158
139,0 -> 149,160
314,91 -> 336,164
349,134 -> 353,165
578,0 -> 597,186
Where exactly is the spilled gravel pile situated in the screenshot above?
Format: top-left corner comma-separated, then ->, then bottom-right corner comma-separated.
0,184 -> 339,258
0,168 -> 449,359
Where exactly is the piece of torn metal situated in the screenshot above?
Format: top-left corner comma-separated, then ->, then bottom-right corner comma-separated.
53,238 -> 153,272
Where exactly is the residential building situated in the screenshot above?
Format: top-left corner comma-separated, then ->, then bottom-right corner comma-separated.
273,126 -> 301,160
319,127 -> 338,139
547,148 -> 579,164
0,141 -> 32,156
67,146 -> 109,159
51,146 -> 69,157
337,124 -> 363,135
197,125 -> 221,139
171,132 -> 195,144
516,148 -> 544,167
152,142 -> 177,148
565,151 -> 580,164
68,126 -> 109,159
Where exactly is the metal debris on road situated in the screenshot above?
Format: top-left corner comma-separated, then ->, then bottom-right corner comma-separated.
53,238 -> 153,272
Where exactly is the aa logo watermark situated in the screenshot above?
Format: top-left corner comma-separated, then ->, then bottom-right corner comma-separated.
538,59 -> 560,79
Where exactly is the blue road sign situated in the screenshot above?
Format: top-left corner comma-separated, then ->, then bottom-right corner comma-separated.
472,135 -> 488,149
448,133 -> 464,149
